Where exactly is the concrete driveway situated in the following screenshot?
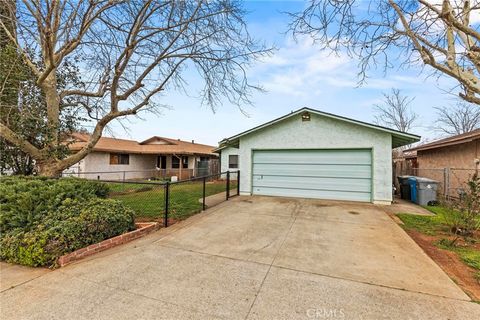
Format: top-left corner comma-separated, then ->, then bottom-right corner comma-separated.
2,196 -> 479,319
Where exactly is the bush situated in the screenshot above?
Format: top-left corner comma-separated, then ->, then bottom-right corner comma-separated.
0,176 -> 110,233
0,198 -> 135,267
443,174 -> 480,244
0,176 -> 135,267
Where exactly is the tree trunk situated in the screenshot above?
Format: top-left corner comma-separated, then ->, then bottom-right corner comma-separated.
36,161 -> 63,178
42,70 -> 60,146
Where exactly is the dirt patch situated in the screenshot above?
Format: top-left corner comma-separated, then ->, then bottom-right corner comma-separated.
315,203 -> 332,208
405,230 -> 480,301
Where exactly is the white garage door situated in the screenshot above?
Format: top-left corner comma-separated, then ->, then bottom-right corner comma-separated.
252,149 -> 372,202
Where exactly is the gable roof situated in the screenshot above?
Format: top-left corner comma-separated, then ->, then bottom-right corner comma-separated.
216,107 -> 420,150
69,133 -> 217,156
406,129 -> 480,152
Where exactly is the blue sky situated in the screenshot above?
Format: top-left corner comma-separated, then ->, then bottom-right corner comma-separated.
107,1 -> 460,146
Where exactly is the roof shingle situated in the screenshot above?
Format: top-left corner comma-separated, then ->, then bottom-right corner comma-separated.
69,133 -> 217,156
407,129 -> 480,152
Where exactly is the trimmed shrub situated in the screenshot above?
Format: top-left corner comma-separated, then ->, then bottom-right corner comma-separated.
0,176 -> 135,267
0,198 -> 135,267
0,176 -> 109,233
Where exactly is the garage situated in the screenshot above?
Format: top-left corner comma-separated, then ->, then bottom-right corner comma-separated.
252,149 -> 372,202
216,107 -> 420,205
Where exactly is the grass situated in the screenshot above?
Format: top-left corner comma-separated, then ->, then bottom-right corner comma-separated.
397,206 -> 453,235
397,205 -> 480,275
106,181 -> 165,193
437,239 -> 480,279
109,181 -> 228,220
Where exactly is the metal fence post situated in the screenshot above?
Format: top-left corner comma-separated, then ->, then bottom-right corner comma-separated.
237,170 -> 240,196
444,167 -> 450,199
226,171 -> 230,200
164,182 -> 170,227
202,176 -> 206,210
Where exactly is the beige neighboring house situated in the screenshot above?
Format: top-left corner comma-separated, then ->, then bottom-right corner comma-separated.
65,133 -> 218,180
406,129 -> 480,194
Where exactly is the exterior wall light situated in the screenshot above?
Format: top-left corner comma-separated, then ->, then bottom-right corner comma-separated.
301,111 -> 311,122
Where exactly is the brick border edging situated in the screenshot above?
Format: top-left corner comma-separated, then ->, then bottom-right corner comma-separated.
57,222 -> 159,267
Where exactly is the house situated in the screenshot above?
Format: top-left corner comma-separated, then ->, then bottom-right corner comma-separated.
406,129 -> 480,194
216,108 -> 420,204
66,133 -> 218,180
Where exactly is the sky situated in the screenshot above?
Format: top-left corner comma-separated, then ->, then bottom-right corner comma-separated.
107,1 -> 462,146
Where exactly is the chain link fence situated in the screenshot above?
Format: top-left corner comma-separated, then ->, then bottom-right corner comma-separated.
95,171 -> 239,227
402,167 -> 478,199
62,168 -> 219,182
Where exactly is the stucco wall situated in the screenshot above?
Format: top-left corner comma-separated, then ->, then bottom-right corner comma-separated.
220,147 -> 240,173
417,140 -> 479,169
81,152 -> 157,180
416,139 -> 479,193
65,153 -> 203,180
222,113 -> 393,203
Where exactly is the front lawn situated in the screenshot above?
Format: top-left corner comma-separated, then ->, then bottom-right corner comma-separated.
110,181 -> 228,220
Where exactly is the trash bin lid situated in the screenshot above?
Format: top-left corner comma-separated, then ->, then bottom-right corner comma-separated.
415,177 -> 439,184
407,177 -> 417,182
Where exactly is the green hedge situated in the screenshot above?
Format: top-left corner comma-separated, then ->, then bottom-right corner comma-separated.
0,177 -> 135,267
0,176 -> 109,233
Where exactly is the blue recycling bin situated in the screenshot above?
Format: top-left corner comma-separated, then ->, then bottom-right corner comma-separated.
408,177 -> 417,203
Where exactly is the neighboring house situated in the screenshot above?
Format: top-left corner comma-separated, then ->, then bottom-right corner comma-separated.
66,133 -> 218,180
215,107 -> 420,204
406,129 -> 480,194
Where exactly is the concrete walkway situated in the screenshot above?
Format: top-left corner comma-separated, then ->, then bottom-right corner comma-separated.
1,196 -> 479,319
0,262 -> 50,292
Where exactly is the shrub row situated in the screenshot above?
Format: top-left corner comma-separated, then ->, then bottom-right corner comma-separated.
0,176 -> 109,233
0,177 -> 135,267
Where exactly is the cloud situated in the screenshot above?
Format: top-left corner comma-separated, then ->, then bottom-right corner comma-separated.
253,37 -> 356,96
254,36 -> 425,97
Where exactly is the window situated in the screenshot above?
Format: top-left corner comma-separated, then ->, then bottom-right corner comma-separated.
110,153 -> 129,165
172,156 -> 180,169
182,156 -> 189,169
157,156 -> 167,169
228,155 -> 238,169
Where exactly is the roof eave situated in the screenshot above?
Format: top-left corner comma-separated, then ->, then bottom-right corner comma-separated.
218,107 -> 421,146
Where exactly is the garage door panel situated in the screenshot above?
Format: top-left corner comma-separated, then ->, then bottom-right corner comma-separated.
253,150 -> 371,165
252,149 -> 372,202
252,163 -> 371,179
252,175 -> 372,193
254,186 -> 372,202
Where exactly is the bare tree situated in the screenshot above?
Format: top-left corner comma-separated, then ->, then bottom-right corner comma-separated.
0,0 -> 270,176
288,1 -> 480,105
434,101 -> 480,135
374,88 -> 418,132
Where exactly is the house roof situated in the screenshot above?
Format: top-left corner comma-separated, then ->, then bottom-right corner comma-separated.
406,128 -> 480,152
215,107 -> 421,151
69,133 -> 217,156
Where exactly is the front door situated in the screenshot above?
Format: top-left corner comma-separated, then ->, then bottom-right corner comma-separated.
157,156 -> 167,169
